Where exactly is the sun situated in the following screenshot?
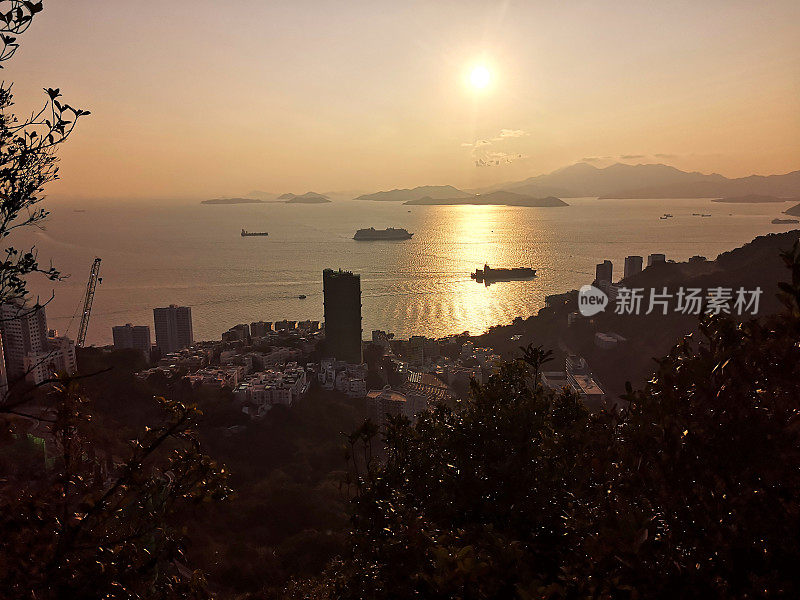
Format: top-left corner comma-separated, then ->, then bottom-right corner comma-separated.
469,65 -> 491,89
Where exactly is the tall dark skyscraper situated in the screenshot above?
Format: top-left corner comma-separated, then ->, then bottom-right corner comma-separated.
595,260 -> 613,284
624,256 -> 643,280
153,305 -> 193,354
323,269 -> 362,364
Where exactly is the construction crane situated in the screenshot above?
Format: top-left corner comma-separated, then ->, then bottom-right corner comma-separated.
77,258 -> 102,347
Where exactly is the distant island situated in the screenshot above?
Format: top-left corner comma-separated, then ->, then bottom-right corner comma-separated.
404,190 -> 568,207
784,203 -> 800,217
713,194 -> 796,204
280,192 -> 331,204
356,185 -> 466,202
201,197 -> 265,205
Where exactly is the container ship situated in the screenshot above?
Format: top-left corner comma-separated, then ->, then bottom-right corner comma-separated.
241,229 -> 269,236
353,227 -> 413,240
471,264 -> 536,284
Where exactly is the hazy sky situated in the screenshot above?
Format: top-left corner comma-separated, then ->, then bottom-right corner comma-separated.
6,0 -> 800,199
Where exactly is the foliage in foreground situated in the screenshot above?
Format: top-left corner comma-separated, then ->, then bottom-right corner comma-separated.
299,241 -> 800,599
0,381 -> 229,599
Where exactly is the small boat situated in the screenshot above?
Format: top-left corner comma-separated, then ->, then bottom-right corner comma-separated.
298,294 -> 307,299
241,229 -> 269,236
700,214 -> 711,217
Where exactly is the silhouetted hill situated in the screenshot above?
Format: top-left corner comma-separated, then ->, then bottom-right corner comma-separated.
354,163 -> 800,204
508,162 -> 726,198
356,185 -> 466,202
405,190 -> 568,207
784,203 -> 800,217
600,169 -> 800,199
476,229 -> 800,400
281,192 -> 331,203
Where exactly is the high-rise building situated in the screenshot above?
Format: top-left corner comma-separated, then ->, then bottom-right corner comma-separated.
222,323 -> 250,343
409,335 -> 425,366
595,260 -> 613,284
0,303 -> 48,382
323,268 -> 362,364
250,321 -> 272,337
647,253 -> 666,267
623,256 -> 643,280
112,323 -> 152,360
24,334 -> 77,385
153,305 -> 193,354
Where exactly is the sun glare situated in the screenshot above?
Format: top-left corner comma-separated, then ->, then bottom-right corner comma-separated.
469,65 -> 491,89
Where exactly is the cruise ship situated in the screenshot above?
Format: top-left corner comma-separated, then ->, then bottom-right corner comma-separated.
353,227 -> 413,240
471,264 -> 536,285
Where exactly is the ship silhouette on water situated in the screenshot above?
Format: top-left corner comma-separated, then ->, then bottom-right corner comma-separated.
353,227 -> 413,240
241,229 -> 269,237
471,264 -> 537,286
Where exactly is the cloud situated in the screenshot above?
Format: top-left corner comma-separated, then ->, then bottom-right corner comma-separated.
619,154 -> 646,160
654,153 -> 677,158
475,152 -> 527,167
462,129 -> 528,167
495,128 -> 528,139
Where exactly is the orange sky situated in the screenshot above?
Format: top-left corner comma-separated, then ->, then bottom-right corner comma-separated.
6,0 -> 800,199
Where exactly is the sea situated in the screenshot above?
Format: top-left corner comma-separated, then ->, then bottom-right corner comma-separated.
17,196 -> 795,346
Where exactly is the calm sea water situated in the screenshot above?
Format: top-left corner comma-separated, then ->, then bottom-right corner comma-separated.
17,197 -> 794,346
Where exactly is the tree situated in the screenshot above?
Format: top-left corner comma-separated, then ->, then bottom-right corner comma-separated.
0,0 -> 88,307
0,381 -> 229,598
0,6 -> 229,598
309,241 -> 800,599
571,240 -> 800,598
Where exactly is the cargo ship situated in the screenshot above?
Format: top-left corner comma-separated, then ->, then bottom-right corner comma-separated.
353,227 -> 413,240
471,264 -> 536,285
241,229 -> 269,236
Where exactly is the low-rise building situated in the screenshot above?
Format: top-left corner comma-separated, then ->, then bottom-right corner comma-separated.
594,332 -> 627,349
233,363 -> 309,418
318,358 -> 367,397
542,355 -> 607,412
184,366 -> 243,388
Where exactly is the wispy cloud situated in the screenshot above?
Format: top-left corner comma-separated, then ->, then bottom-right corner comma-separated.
494,129 -> 528,140
475,152 -> 527,168
462,129 -> 529,167
620,154 -> 646,160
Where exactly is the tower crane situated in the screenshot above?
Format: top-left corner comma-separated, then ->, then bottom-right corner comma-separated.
77,257 -> 102,347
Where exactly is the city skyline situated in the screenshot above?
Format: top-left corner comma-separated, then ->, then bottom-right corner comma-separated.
4,0 -> 798,200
